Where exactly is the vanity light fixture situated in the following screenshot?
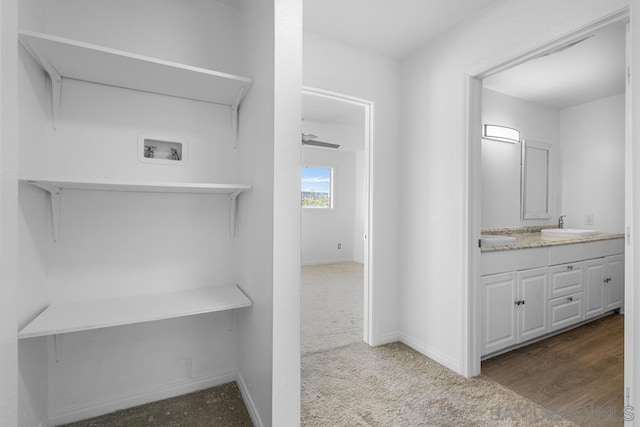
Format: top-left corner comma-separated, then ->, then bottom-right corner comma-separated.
482,124 -> 520,144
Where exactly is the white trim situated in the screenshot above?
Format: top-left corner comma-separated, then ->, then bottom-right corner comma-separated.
463,7 -> 631,379
461,75 -> 483,378
399,333 -> 461,374
236,371 -> 264,427
48,372 -> 236,425
624,20 -> 634,413
302,86 -> 375,345
301,258 -> 358,266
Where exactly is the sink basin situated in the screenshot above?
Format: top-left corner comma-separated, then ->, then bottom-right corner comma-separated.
481,235 -> 517,246
541,228 -> 598,237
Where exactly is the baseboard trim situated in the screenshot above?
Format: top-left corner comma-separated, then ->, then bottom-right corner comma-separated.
301,258 -> 356,266
48,372 -> 236,426
399,333 -> 461,374
236,371 -> 264,427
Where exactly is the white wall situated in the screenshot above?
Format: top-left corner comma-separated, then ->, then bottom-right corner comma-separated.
16,1 -> 252,424
301,146 -> 356,265
234,0 -> 275,423
559,93 -> 625,233
304,31 -> 401,344
271,1 -> 302,422
235,0 -> 302,424
400,0 -> 629,374
17,3 -> 55,425
1,0 -> 20,425
481,89 -> 560,228
235,0 -> 302,425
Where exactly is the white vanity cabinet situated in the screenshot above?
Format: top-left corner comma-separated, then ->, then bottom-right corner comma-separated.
480,237 -> 623,357
481,267 -> 548,355
583,255 -> 623,320
603,254 -> 624,311
481,272 -> 518,355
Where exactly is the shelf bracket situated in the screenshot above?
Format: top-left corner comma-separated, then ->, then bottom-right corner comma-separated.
229,190 -> 244,237
19,41 -> 62,129
231,86 -> 248,148
30,181 -> 62,242
53,334 -> 63,363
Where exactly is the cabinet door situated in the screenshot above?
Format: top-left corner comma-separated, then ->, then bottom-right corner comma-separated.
549,262 -> 583,299
605,254 -> 624,311
584,259 -> 605,320
549,292 -> 584,331
517,268 -> 548,342
482,272 -> 517,355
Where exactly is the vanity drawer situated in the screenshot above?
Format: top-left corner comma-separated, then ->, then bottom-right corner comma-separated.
481,247 -> 548,276
549,262 -> 583,299
549,239 -> 624,265
548,292 -> 584,331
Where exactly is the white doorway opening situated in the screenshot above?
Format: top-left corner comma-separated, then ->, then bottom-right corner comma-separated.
301,86 -> 374,346
463,8 -> 631,377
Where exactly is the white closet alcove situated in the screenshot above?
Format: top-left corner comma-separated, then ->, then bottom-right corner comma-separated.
15,2 -> 275,425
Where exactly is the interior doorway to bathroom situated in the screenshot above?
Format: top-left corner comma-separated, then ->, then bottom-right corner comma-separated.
465,10 -> 631,425
300,87 -> 373,353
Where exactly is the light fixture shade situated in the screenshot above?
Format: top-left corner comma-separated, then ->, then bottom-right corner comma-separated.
483,124 -> 520,143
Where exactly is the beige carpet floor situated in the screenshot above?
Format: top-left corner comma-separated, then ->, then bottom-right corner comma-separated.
301,262 -> 364,354
301,262 -> 576,426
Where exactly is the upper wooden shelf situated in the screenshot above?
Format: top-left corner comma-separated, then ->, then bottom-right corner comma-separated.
18,285 -> 252,339
18,30 -> 252,139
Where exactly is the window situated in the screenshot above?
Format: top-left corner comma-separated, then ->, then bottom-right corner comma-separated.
301,166 -> 333,209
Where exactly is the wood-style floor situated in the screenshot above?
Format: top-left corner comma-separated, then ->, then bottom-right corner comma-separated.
481,314 -> 624,427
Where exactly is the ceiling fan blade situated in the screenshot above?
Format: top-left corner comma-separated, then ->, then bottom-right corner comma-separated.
302,140 -> 340,149
301,133 -> 318,142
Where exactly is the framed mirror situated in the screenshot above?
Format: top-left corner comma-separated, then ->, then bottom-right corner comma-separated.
521,140 -> 551,219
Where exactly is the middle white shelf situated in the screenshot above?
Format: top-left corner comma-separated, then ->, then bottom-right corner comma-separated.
22,178 -> 252,241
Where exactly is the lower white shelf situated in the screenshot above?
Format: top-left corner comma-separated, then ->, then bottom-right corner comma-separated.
18,285 -> 252,339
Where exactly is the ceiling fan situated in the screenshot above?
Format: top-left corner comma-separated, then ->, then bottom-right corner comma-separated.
301,133 -> 340,149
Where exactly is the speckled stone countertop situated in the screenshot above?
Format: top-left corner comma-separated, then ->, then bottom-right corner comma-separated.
481,226 -> 624,253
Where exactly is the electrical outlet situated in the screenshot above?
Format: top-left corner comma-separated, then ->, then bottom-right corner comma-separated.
338,243 -> 342,249
584,213 -> 594,225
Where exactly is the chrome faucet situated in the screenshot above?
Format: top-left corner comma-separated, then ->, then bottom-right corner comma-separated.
558,215 -> 566,229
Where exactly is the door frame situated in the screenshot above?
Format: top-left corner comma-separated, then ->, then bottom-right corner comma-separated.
463,8 -> 631,378
301,86 -> 375,344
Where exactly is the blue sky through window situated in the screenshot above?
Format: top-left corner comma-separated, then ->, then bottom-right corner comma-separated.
301,166 -> 332,208
301,166 -> 331,194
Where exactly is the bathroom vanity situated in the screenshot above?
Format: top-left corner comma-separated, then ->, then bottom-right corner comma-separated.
480,227 -> 624,357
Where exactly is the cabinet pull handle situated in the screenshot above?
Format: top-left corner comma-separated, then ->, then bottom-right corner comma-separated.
567,265 -> 574,271
567,296 -> 574,302
604,277 -> 612,283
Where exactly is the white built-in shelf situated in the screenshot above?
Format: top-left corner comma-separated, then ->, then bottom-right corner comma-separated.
18,30 -> 252,141
22,178 -> 251,240
18,285 -> 252,339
